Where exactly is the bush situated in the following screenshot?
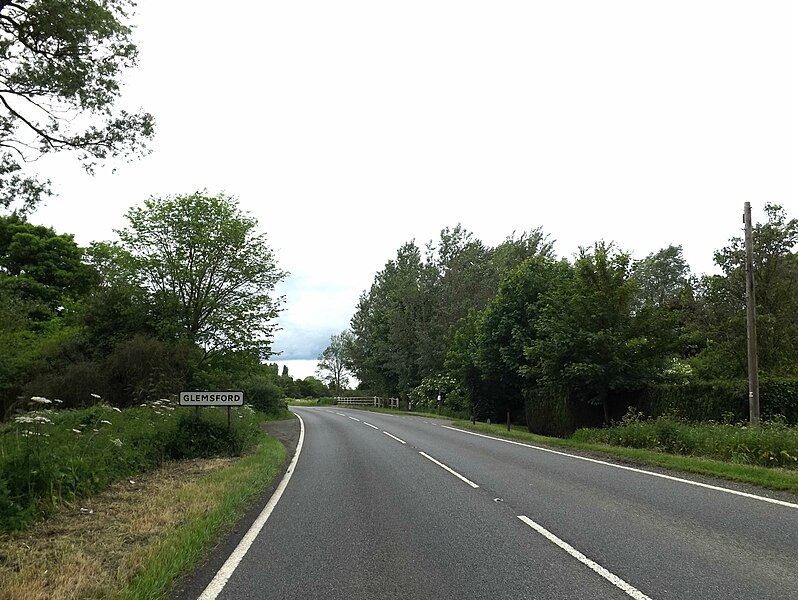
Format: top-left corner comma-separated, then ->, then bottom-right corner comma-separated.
102,335 -> 193,407
409,374 -> 467,415
241,376 -> 286,414
164,412 -> 250,459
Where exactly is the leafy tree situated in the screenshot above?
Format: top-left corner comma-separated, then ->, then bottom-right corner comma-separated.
0,0 -> 154,213
349,241 -> 424,396
526,242 -> 677,422
317,330 -> 353,394
694,204 -> 798,377
0,214 -> 94,315
115,192 -> 286,362
632,245 -> 692,306
349,226 -> 554,399
451,256 -> 570,421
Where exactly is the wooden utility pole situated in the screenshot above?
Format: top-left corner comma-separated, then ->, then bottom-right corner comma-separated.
744,202 -> 760,426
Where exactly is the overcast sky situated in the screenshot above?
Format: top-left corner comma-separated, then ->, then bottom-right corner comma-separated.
27,1 -> 797,377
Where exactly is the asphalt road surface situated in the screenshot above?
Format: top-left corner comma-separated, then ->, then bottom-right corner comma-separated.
190,407 -> 798,600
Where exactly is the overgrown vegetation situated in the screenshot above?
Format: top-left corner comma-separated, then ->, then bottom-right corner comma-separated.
573,410 -> 798,469
0,396 -> 264,533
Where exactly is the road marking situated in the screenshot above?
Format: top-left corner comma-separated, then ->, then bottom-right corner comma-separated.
335,412 -> 346,416
198,412 -> 306,600
442,426 -> 798,509
517,516 -> 652,600
383,431 -> 407,445
419,452 -> 480,488
348,416 -> 361,422
363,422 -> 379,429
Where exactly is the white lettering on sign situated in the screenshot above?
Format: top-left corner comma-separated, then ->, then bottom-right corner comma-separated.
179,391 -> 245,406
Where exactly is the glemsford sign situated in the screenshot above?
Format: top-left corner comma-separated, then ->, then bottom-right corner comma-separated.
179,391 -> 244,406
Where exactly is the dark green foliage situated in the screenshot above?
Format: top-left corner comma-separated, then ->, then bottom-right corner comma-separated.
692,204 -> 798,378
634,378 -> 798,425
102,335 -> 193,407
523,387 -> 604,438
0,215 -> 95,315
21,360 -> 106,409
526,242 -> 679,424
164,413 -> 247,459
241,376 -> 286,414
636,381 -> 748,423
350,225 -> 553,400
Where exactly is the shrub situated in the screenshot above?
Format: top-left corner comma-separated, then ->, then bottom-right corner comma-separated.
241,376 -> 286,414
164,412 -> 246,459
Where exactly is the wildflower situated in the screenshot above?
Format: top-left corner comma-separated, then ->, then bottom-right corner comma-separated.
53,398 -> 63,404
71,428 -> 81,434
100,420 -> 111,425
32,415 -> 53,424
30,396 -> 52,404
111,438 -> 123,447
14,416 -> 35,424
90,393 -> 101,399
111,407 -> 122,413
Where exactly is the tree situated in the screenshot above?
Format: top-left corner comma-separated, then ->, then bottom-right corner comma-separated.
632,245 -> 692,306
694,204 -> 798,377
0,0 -> 154,213
349,241 -> 424,396
0,214 -> 94,316
526,242 -> 677,423
450,255 -> 569,421
115,191 -> 286,362
317,330 -> 353,394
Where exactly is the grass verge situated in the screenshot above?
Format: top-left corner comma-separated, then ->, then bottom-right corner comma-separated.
452,421 -> 798,494
0,430 -> 287,600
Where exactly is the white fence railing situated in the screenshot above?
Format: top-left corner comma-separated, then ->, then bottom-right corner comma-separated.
335,396 -> 399,409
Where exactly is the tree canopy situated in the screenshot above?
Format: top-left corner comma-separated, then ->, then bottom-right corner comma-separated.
0,0 -> 154,212
116,192 -> 286,361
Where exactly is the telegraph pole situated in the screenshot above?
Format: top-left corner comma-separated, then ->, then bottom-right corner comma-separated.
743,202 -> 760,426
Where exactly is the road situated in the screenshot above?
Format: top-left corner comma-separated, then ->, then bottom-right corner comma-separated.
195,407 -> 798,599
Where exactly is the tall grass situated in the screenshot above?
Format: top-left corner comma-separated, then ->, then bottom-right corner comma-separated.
573,410 -> 798,469
0,396 -> 264,533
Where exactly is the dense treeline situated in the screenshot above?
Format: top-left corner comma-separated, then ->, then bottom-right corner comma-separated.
0,192 -> 330,419
343,204 -> 798,433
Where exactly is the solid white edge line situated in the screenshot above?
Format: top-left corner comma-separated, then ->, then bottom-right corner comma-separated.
517,516 -> 652,600
383,431 -> 407,444
363,422 -> 380,429
419,451 -> 480,488
442,426 -> 798,509
198,412 -> 306,600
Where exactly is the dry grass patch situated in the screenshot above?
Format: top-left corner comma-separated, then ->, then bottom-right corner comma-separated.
0,456 -> 237,600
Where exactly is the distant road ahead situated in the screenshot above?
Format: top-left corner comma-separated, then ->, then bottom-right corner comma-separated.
199,407 -> 798,600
